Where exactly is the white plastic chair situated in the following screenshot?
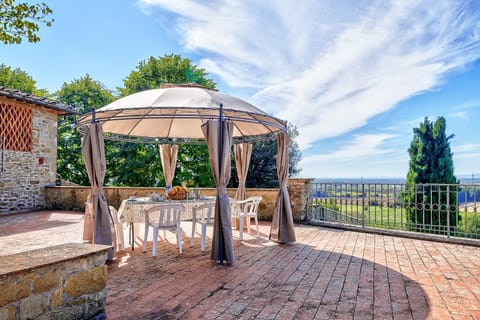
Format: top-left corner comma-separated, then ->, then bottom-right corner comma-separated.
143,204 -> 184,256
83,201 -> 95,243
232,196 -> 262,240
109,206 -> 125,251
190,202 -> 216,252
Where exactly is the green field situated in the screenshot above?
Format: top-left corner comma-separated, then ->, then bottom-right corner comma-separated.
309,202 -> 480,239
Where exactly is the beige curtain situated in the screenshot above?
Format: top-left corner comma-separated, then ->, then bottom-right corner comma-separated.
202,119 -> 235,265
269,132 -> 296,243
158,144 -> 178,187
234,143 -> 252,202
82,123 -> 114,260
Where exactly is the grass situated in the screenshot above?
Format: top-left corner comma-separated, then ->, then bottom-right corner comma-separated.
309,201 -> 480,239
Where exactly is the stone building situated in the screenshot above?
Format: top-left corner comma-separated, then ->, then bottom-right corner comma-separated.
0,87 -> 77,213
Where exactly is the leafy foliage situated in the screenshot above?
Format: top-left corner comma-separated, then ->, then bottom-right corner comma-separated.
119,54 -> 216,96
106,142 -> 163,187
174,144 -> 215,187
287,124 -> 302,178
0,63 -> 48,95
243,139 -> 278,188
0,0 -> 53,44
230,123 -> 302,188
55,75 -> 115,185
404,117 -> 459,231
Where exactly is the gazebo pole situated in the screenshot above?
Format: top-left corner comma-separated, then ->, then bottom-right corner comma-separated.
218,102 -> 224,265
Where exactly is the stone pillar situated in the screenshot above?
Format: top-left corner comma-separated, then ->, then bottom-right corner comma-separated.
288,178 -> 314,222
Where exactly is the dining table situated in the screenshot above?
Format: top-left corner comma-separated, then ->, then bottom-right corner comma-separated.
118,196 -> 216,250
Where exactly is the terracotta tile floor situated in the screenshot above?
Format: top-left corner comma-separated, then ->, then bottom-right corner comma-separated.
1,210 -> 480,319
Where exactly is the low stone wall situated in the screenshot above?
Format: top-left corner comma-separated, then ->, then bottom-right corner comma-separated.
45,186 -> 279,220
0,243 -> 110,320
45,178 -> 313,222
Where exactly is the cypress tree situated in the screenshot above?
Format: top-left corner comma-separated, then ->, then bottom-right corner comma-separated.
404,117 -> 459,233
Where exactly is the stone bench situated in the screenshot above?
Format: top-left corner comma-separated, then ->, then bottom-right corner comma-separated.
0,243 -> 110,320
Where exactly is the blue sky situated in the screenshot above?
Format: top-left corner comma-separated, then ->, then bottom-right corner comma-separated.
2,0 -> 480,179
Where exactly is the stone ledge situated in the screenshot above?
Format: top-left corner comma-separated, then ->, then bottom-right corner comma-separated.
0,243 -> 111,277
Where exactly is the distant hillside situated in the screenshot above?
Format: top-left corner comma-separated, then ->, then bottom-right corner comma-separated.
314,174 -> 479,184
314,178 -> 405,184
457,174 -> 480,184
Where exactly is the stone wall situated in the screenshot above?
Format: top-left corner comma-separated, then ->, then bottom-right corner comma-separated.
288,178 -> 314,221
0,99 -> 58,213
45,179 -> 313,222
45,186 -> 280,220
0,243 -> 110,320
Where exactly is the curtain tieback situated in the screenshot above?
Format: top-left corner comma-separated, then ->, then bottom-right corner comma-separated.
90,186 -> 103,194
216,186 -> 228,195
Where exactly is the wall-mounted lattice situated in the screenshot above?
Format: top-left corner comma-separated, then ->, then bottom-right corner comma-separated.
0,102 -> 32,152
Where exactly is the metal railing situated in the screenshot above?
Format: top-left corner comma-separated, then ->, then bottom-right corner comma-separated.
306,182 -> 480,239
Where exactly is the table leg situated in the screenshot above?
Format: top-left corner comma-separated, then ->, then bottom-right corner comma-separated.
129,223 -> 135,250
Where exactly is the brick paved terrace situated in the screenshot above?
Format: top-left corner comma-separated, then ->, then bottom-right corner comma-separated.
1,210 -> 480,319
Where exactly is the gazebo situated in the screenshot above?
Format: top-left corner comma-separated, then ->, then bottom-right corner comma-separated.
78,84 -> 296,264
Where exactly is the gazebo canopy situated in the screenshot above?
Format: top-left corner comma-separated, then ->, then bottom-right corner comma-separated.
77,84 -> 286,142
78,84 -> 295,266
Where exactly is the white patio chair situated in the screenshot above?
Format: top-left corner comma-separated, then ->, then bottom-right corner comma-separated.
190,202 -> 216,252
83,201 -> 95,243
143,204 -> 184,256
232,196 -> 262,240
109,205 -> 125,251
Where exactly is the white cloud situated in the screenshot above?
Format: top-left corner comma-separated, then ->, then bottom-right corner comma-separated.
449,111 -> 468,119
138,0 -> 480,177
138,0 -> 480,150
452,143 -> 480,157
301,134 -> 396,164
299,133 -> 407,178
452,100 -> 480,111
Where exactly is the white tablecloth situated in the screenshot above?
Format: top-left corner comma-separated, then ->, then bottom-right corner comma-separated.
118,197 -> 216,224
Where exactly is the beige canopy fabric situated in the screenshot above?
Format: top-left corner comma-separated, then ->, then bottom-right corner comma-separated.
234,143 -> 252,202
269,132 -> 296,243
158,144 -> 178,187
82,123 -> 114,260
77,85 -> 285,141
202,119 -> 235,265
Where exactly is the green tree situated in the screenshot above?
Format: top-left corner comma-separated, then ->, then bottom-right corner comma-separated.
55,75 -> 115,185
404,117 -> 459,232
243,138 -> 278,188
0,0 -> 53,44
231,123 -> 302,188
119,54 -> 216,96
114,54 -> 216,187
287,124 -> 302,178
107,142 -> 164,187
0,63 -> 48,95
174,144 -> 215,187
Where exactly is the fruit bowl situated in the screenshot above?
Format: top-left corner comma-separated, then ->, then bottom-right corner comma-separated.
167,186 -> 188,200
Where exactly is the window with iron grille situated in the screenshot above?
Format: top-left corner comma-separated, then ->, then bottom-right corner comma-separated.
0,102 -> 33,152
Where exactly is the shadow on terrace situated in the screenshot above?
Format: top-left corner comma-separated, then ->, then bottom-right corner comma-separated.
4,209 -> 480,319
